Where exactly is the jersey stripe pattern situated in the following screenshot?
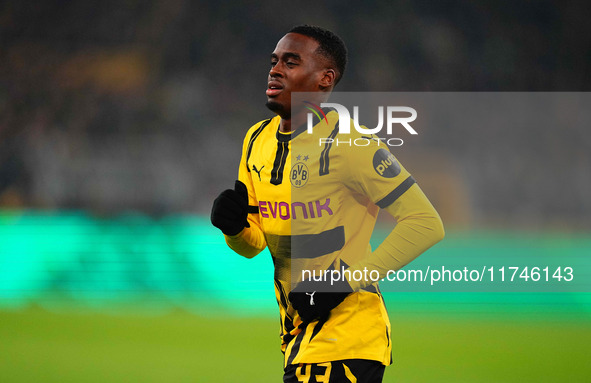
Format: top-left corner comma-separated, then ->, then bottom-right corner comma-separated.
237,111 -> 416,367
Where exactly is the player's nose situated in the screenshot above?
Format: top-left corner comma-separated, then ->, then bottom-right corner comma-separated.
269,64 -> 284,78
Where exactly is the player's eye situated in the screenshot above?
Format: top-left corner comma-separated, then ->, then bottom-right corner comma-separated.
286,62 -> 297,67
270,61 -> 277,67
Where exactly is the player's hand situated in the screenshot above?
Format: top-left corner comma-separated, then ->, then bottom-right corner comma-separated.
289,277 -> 353,323
211,180 -> 250,236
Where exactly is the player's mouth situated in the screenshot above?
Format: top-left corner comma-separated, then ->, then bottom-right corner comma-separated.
266,81 -> 284,97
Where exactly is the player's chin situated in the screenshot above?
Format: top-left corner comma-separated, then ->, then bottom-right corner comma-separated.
265,99 -> 286,115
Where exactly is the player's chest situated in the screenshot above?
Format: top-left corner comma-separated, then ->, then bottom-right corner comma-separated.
247,139 -> 342,203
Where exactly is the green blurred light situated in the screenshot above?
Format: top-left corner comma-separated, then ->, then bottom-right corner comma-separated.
0,210 -> 589,318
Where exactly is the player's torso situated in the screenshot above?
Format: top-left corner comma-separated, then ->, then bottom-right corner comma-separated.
244,114 -> 392,366
246,115 -> 378,279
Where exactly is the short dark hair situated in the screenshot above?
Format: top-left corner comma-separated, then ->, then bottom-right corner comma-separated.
288,25 -> 347,85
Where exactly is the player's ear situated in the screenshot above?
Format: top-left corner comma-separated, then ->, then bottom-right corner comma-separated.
319,69 -> 336,90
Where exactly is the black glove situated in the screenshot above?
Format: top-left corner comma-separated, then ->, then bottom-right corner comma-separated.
211,180 -> 250,236
289,277 -> 353,323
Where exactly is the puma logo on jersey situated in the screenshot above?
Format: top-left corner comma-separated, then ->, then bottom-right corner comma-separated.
252,164 -> 264,181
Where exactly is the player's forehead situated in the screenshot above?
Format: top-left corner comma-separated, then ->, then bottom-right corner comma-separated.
271,33 -> 320,60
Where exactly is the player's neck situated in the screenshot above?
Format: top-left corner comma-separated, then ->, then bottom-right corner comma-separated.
278,92 -> 330,133
279,109 -> 307,133
279,119 -> 292,133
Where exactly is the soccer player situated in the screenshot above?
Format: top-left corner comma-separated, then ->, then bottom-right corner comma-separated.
211,25 -> 444,383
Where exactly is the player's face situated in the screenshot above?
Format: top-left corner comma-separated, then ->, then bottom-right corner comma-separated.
266,33 -> 327,118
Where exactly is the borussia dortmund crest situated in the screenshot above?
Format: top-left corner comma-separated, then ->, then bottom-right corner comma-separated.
290,162 -> 309,188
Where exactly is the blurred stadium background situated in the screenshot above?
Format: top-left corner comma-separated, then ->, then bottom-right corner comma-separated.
1,1 -> 590,382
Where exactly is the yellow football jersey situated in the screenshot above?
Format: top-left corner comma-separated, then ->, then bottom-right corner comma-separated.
230,110 -> 423,367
